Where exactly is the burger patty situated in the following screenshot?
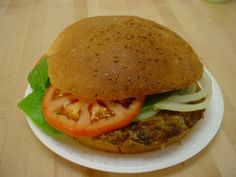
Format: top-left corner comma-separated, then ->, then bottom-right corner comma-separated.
76,110 -> 204,153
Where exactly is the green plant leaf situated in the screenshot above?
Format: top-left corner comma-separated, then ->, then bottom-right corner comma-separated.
18,89 -> 62,135
28,57 -> 50,90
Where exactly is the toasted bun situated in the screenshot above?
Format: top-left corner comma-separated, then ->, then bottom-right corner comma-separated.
75,110 -> 204,153
47,16 -> 203,99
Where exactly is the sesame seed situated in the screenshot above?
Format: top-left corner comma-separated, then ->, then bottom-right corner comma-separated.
127,76 -> 131,81
122,64 -> 128,68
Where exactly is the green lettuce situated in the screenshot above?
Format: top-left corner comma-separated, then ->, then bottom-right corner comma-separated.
28,57 -> 50,90
18,57 -> 62,135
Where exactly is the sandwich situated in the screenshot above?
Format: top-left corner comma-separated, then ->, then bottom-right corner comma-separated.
18,16 -> 212,153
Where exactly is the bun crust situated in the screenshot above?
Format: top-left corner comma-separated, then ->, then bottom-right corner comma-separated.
75,110 -> 204,153
47,16 -> 203,99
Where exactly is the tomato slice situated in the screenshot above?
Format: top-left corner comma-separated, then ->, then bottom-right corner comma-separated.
42,86 -> 145,137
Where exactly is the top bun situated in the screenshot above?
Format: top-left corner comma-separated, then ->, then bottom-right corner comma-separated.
47,16 -> 203,100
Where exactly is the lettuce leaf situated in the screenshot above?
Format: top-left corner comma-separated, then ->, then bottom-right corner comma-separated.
18,57 -> 62,135
18,90 -> 61,135
28,57 -> 50,90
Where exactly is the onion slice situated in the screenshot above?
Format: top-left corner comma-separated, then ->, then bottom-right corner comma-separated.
134,71 -> 212,121
154,91 -> 212,112
154,71 -> 212,112
134,109 -> 160,121
166,72 -> 211,103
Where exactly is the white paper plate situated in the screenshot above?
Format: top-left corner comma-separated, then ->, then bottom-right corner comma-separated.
25,69 -> 224,173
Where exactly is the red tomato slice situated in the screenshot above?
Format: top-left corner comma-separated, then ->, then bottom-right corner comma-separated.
42,86 -> 145,137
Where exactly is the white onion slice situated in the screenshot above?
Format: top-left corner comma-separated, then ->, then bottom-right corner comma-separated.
135,109 -> 160,121
166,72 -> 211,103
134,71 -> 212,122
154,91 -> 212,112
154,71 -> 212,112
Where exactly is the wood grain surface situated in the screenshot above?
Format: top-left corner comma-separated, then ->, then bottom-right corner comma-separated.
1,0 -> 236,176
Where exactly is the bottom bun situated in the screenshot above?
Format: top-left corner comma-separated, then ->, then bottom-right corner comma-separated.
75,110 -> 204,154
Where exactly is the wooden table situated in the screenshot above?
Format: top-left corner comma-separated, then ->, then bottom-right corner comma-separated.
1,0 -> 236,176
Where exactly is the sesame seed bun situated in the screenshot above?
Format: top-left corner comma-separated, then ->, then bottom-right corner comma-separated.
47,16 -> 203,99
